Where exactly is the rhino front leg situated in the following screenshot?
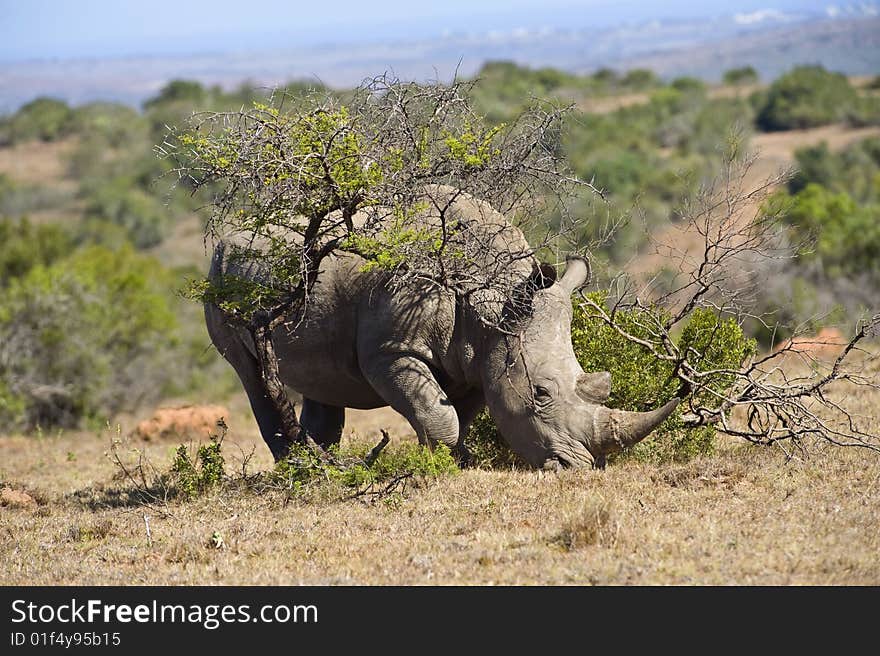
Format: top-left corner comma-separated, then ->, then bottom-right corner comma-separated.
451,390 -> 487,467
211,337 -> 293,461
361,355 -> 460,450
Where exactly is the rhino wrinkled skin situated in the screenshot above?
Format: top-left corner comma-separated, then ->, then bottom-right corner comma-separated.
205,186 -> 678,468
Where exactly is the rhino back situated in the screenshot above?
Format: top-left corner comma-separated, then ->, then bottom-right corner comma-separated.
205,186 -> 535,406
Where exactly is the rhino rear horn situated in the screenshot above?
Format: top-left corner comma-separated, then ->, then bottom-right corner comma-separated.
577,371 -> 611,403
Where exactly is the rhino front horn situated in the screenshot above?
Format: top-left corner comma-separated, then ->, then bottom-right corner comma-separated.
594,398 -> 680,451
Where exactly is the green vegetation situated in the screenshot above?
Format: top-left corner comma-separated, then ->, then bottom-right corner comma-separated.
464,410 -> 525,469
170,435 -> 227,499
573,297 -> 755,463
560,86 -> 751,260
773,183 -> 880,279
271,441 -> 458,498
470,61 -> 598,124
0,97 -> 73,144
755,65 -> 862,130
81,179 -> 170,248
789,137 -> 880,202
0,80 -> 332,254
767,137 -> 880,284
621,68 -> 659,89
0,217 -> 72,282
0,174 -> 75,217
0,244 -> 179,429
723,66 -> 759,86
156,434 -> 459,502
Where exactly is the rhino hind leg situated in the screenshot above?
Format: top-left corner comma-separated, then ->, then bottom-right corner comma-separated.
300,398 -> 345,449
361,355 -> 460,451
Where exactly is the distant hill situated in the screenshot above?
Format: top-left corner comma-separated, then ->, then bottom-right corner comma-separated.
1,14 -> 878,113
618,17 -> 880,81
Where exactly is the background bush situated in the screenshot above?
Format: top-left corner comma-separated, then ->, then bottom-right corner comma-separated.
0,97 -> 73,145
756,66 -> 858,131
0,245 -> 179,429
0,217 -> 72,283
723,66 -> 759,86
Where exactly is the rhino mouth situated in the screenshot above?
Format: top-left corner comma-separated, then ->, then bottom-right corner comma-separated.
542,439 -> 595,470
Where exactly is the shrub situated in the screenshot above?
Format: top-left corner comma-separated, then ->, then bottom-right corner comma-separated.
846,94 -> 880,127
0,176 -> 74,216
789,137 -> 880,202
573,297 -> 755,463
143,80 -> 207,110
687,98 -> 754,156
270,441 -> 458,497
170,435 -> 226,499
756,66 -> 857,131
0,245 -> 178,429
774,183 -> 880,279
0,217 -> 72,284
0,97 -> 73,144
723,66 -> 759,86
81,181 -> 171,248
591,68 -> 618,85
469,60 -> 593,124
463,409 -> 525,469
621,69 -> 658,89
68,102 -> 146,148
671,77 -> 707,95
466,295 -> 756,465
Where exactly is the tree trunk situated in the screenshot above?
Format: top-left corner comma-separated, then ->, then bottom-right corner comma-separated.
252,323 -> 300,459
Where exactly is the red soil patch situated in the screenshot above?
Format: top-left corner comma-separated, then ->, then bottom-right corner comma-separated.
133,404 -> 230,441
775,327 -> 847,362
0,486 -> 37,509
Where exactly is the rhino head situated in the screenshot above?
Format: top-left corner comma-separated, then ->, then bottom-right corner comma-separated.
480,256 -> 679,469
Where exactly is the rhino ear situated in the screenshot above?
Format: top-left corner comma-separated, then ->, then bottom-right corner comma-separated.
577,371 -> 611,403
559,256 -> 591,294
529,262 -> 557,290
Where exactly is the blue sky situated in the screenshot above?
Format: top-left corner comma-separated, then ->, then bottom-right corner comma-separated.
0,0 -> 834,62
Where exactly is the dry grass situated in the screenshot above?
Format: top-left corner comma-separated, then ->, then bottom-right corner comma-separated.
1,379 -> 878,585
577,82 -> 762,115
0,137 -> 78,186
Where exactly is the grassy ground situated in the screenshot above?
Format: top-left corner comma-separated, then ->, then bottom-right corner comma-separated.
2,388 -> 878,585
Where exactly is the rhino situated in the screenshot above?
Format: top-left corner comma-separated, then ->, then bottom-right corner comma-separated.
205,185 -> 678,468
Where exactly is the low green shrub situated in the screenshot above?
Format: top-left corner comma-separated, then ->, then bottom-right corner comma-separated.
572,295 -> 755,464
81,182 -> 170,248
270,441 -> 458,497
769,183 -> 880,279
463,409 -> 526,469
170,435 -> 226,499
